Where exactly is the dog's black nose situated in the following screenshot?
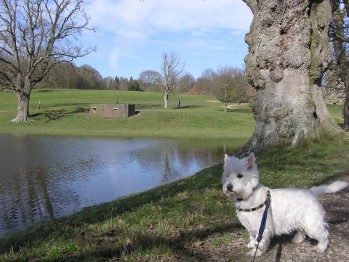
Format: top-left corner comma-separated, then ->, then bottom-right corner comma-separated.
227,183 -> 233,192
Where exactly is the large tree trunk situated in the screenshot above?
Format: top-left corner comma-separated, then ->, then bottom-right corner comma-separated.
241,0 -> 341,154
164,92 -> 169,109
12,81 -> 32,123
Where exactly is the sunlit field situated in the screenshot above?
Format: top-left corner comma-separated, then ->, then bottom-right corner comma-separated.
0,89 -> 256,139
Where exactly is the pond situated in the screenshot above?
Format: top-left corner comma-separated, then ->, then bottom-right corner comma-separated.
0,134 -> 242,236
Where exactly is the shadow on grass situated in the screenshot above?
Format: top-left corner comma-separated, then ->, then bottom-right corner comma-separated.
61,222 -> 245,261
227,108 -> 253,114
338,123 -> 345,129
174,105 -> 202,109
214,108 -> 252,114
134,103 -> 162,109
31,107 -> 89,122
46,102 -> 90,108
34,89 -> 55,93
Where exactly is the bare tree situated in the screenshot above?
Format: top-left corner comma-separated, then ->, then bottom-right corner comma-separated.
37,61 -> 78,89
224,66 -> 255,103
178,72 -> 195,93
118,77 -> 129,91
194,68 -> 217,95
77,64 -> 103,89
192,66 -> 254,100
139,70 -> 162,92
0,0 -> 94,122
215,75 -> 238,113
160,51 -> 184,109
102,76 -> 113,90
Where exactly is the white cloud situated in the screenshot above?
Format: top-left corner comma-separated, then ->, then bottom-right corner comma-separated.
86,0 -> 252,41
79,0 -> 253,77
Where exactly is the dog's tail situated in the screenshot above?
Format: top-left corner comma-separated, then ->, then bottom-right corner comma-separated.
310,181 -> 348,197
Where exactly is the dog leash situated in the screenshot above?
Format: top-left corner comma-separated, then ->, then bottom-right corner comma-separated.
252,190 -> 271,262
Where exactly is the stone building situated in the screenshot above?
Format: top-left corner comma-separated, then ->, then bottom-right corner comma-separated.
90,104 -> 135,118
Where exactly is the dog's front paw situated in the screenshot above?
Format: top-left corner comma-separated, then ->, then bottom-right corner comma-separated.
247,236 -> 256,249
247,240 -> 256,249
247,248 -> 263,257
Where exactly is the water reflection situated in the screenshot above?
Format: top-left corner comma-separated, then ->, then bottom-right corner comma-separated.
0,134 -> 237,236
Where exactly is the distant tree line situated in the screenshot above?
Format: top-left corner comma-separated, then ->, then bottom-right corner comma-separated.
35,61 -> 255,102
138,65 -> 255,102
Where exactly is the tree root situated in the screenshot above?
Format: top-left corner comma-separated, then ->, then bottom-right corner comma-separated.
11,117 -> 33,123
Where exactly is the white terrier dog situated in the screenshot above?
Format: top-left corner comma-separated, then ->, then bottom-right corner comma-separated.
222,153 -> 348,257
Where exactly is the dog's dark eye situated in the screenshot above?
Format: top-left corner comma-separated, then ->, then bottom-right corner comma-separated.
237,174 -> 243,179
226,174 -> 230,178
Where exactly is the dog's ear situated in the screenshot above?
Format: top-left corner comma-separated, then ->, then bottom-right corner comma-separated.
224,154 -> 230,166
247,153 -> 255,170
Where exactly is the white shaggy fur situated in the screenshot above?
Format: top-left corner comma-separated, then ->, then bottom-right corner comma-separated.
222,153 -> 348,257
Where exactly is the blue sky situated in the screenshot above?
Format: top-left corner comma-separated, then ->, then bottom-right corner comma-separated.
75,0 -> 253,79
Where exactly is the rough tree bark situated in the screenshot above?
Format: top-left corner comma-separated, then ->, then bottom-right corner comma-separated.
331,0 -> 349,130
14,83 -> 31,123
241,0 -> 341,154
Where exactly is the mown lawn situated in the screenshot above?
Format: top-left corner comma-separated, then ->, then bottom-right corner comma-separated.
0,89 -> 255,139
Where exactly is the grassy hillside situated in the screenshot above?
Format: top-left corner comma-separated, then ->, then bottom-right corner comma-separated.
0,89 -> 255,139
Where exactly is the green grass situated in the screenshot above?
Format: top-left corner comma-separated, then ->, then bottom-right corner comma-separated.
0,89 -> 255,139
1,89 -> 345,139
0,136 -> 349,261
